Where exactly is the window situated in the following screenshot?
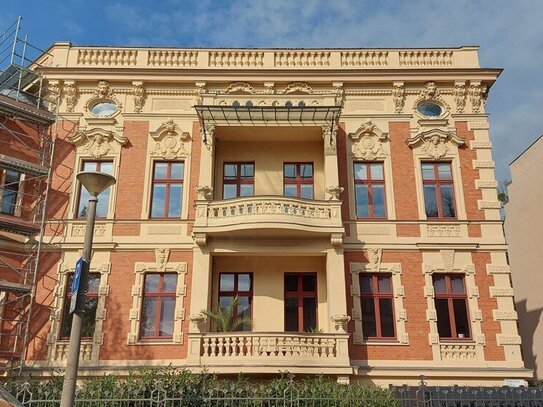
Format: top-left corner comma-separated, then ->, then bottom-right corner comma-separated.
76,161 -> 113,218
422,162 -> 456,218
284,273 -> 317,332
359,274 -> 395,339
0,169 -> 21,215
90,101 -> 118,117
223,163 -> 254,199
417,102 -> 443,117
140,273 -> 178,339
433,274 -> 470,339
353,162 -> 386,218
60,273 -> 100,339
218,273 -> 252,331
284,163 -> 314,199
150,161 -> 184,218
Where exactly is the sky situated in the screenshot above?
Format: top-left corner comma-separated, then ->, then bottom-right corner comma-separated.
2,0 -> 542,183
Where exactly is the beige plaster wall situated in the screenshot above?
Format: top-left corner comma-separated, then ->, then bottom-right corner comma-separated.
212,256 -> 328,332
505,136 -> 543,381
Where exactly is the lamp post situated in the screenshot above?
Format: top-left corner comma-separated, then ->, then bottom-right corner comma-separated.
60,171 -> 115,407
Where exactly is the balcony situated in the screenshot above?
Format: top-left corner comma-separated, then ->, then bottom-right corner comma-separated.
187,332 -> 351,374
193,196 -> 344,241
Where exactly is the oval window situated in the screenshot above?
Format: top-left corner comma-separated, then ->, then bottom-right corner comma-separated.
417,102 -> 443,117
90,101 -> 117,117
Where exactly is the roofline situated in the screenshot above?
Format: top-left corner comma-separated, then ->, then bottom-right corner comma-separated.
509,134 -> 543,167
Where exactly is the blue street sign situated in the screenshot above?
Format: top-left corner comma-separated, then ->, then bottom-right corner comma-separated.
69,257 -> 85,314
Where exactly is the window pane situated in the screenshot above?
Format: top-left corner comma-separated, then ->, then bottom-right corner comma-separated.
355,184 -> 369,217
284,164 -> 296,179
371,185 -> 386,218
171,163 -> 184,180
360,275 -> 373,293
450,276 -> 465,294
1,189 -> 16,214
78,188 -> 91,217
168,184 -> 182,217
435,298 -> 452,338
303,297 -> 317,331
154,163 -> 168,179
241,164 -> 254,179
145,274 -> 160,292
440,185 -> 456,218
163,274 -> 178,292
284,296 -> 299,331
437,163 -> 452,180
377,276 -> 391,293
99,162 -> 113,175
82,297 -> 98,338
140,298 -> 157,337
224,164 -> 237,179
453,299 -> 470,338
379,298 -> 395,337
300,185 -> 313,199
361,298 -> 377,338
220,274 -> 235,291
219,296 -> 233,309
223,184 -> 237,199
95,188 -> 110,217
423,185 -> 438,217
421,163 -> 435,180
240,184 -> 254,197
370,163 -> 383,180
151,185 -> 166,217
300,164 -> 313,179
83,162 -> 98,171
284,184 -> 297,197
285,274 -> 298,292
433,276 -> 447,294
87,274 -> 101,293
354,163 -> 367,180
238,274 -> 251,291
237,296 -> 252,331
159,298 -> 175,337
302,274 -> 316,292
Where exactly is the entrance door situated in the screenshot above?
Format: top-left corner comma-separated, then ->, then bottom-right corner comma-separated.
284,273 -> 317,332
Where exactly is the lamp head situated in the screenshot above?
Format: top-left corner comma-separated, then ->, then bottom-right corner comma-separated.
76,171 -> 116,196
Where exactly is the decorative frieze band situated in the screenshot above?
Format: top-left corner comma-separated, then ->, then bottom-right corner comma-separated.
478,200 -> 501,210
469,140 -> 492,149
490,287 -> 515,297
475,179 -> 498,189
486,265 -> 511,275
468,122 -> 490,131
473,160 -> 495,169
496,335 -> 522,345
427,224 -> 462,237
493,310 -> 518,321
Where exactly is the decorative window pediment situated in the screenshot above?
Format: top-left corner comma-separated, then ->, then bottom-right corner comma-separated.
407,128 -> 464,160
413,82 -> 450,119
348,120 -> 389,160
69,127 -> 128,158
281,82 -> 313,94
149,119 -> 191,160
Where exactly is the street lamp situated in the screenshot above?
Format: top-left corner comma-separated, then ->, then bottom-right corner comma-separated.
60,171 -> 116,407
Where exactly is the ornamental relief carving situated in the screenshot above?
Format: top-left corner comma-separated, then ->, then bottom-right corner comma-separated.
69,127 -> 128,158
224,81 -> 256,94
453,82 -> 467,113
406,128 -> 465,160
281,82 -> 313,94
392,82 -> 405,113
469,83 -> 487,113
64,82 -> 77,113
132,82 -> 145,113
149,119 -> 191,160
84,80 -> 123,114
348,120 -> 389,160
412,81 -> 451,117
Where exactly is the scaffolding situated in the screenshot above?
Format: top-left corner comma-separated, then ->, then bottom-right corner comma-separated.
0,17 -> 58,374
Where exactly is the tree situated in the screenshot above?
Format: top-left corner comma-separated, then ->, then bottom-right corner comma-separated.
202,296 -> 253,332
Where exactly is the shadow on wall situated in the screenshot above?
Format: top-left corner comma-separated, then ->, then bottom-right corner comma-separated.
515,299 -> 543,381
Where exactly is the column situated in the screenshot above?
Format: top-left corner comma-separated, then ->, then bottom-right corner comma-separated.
326,247 -> 349,333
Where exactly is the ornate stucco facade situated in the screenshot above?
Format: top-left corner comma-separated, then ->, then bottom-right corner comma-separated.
20,44 -> 529,384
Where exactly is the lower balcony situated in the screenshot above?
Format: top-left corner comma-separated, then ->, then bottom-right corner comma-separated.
187,332 -> 351,374
193,196 -> 344,241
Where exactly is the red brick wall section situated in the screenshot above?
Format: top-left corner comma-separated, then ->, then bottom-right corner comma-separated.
468,224 -> 482,238
99,250 -> 193,360
472,251 -> 505,361
389,122 -> 420,237
345,250 -> 432,360
114,121 -> 148,220
456,122 -> 484,220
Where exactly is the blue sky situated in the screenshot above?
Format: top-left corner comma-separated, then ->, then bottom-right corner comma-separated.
2,0 -> 542,182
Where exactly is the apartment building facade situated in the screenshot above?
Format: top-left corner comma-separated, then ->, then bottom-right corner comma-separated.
14,44 -> 528,384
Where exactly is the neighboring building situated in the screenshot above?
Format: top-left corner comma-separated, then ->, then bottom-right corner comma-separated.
505,135 -> 543,382
12,44 -> 528,384
0,21 -> 57,374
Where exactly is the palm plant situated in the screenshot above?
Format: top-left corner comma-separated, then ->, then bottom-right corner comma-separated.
202,296 -> 253,332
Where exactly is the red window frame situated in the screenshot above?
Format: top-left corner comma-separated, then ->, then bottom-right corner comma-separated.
421,162 -> 456,219
60,272 -> 100,340
149,161 -> 184,218
139,273 -> 178,340
0,169 -> 21,216
75,160 -> 113,219
433,274 -> 471,340
222,162 -> 255,199
359,273 -> 395,339
353,162 -> 387,219
283,163 -> 314,199
218,272 -> 253,331
284,273 -> 318,332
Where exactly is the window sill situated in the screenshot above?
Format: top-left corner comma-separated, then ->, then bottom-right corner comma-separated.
358,339 -> 405,346
133,339 -> 176,345
438,338 -> 475,344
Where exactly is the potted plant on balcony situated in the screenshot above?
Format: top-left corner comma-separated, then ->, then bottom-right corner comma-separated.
202,295 -> 253,332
